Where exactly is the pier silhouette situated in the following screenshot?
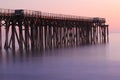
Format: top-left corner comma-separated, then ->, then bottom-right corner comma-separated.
0,8 -> 108,51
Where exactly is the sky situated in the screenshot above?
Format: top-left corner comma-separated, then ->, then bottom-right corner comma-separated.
0,0 -> 120,32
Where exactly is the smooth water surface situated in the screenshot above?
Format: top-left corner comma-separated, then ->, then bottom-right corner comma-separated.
0,33 -> 120,80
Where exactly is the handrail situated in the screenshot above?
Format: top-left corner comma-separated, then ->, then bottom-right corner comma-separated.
0,8 -> 105,22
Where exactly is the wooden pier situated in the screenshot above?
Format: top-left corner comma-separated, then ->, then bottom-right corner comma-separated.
0,8 -> 109,51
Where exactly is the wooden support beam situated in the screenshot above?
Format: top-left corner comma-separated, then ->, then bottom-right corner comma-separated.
107,25 -> 109,42
44,26 -> 47,49
8,33 -> 12,48
99,26 -> 102,44
35,25 -> 38,50
87,25 -> 90,44
12,20 -> 15,50
91,26 -> 93,44
103,26 -> 106,43
55,27 -> 58,48
53,27 -> 56,48
79,26 -> 81,45
76,26 -> 78,46
40,26 -> 43,50
90,25 -> 92,44
18,21 -> 23,50
66,27 -> 68,47
48,26 -> 52,49
63,27 -> 65,47
15,28 -> 20,46
93,25 -> 96,44
38,26 -> 40,50
24,21 -> 29,50
30,23 -> 34,50
4,24 -> 9,49
96,23 -> 98,44
51,26 -> 54,48
0,26 -> 2,49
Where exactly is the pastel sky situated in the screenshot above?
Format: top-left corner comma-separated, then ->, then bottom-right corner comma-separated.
0,0 -> 120,32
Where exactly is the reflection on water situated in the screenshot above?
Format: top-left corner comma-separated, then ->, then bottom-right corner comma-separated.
0,33 -> 120,80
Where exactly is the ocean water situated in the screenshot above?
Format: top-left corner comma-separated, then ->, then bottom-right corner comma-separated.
0,33 -> 120,80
